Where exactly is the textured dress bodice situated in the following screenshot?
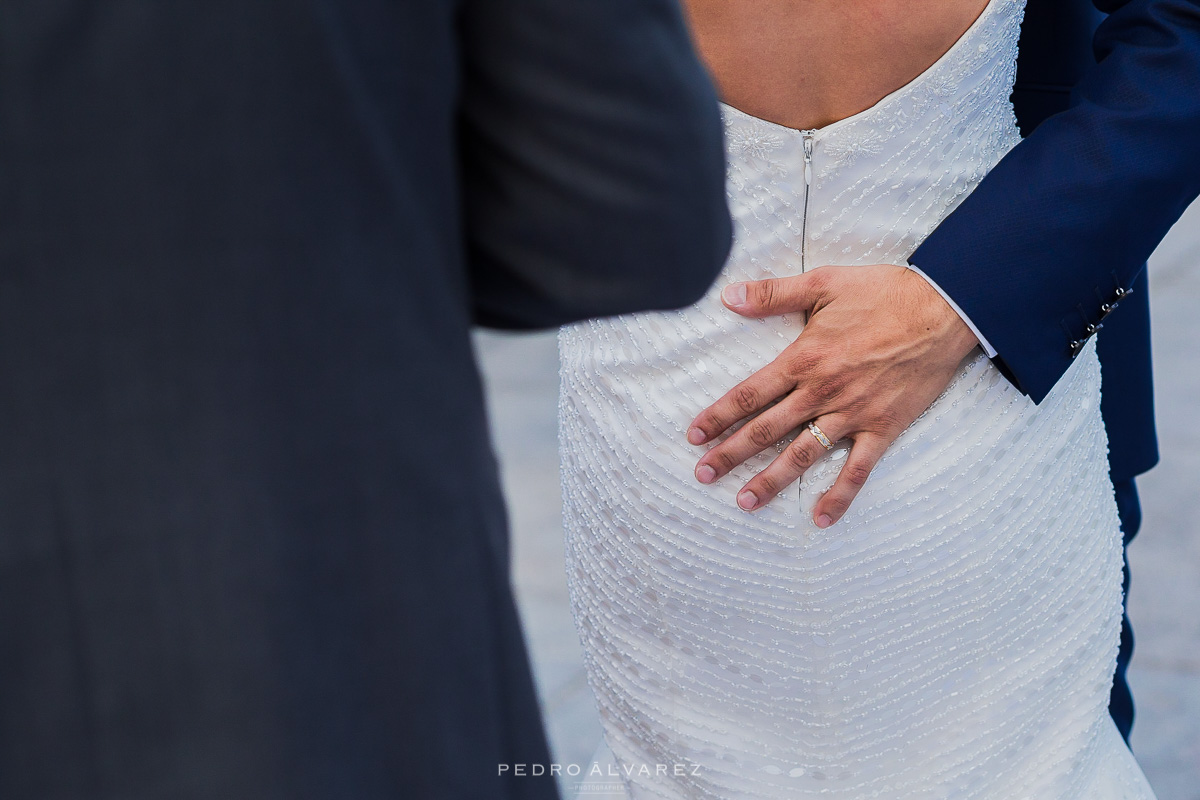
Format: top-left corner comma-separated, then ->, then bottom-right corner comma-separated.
557,0 -> 1157,796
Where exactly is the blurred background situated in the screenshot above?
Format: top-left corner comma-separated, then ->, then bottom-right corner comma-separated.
476,198 -> 1200,800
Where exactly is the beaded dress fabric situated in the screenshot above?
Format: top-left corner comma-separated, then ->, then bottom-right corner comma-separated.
557,0 -> 1156,796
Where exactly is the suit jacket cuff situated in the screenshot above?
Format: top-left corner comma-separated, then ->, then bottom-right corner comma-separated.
905,262 -> 1000,358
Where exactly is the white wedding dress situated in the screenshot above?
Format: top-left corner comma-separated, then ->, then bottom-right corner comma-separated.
557,0 -> 1157,797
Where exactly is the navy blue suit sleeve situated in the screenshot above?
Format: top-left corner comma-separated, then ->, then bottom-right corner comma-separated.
458,0 -> 733,330
910,0 -> 1200,402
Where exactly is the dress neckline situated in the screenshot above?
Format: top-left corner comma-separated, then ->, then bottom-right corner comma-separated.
720,0 -> 1002,140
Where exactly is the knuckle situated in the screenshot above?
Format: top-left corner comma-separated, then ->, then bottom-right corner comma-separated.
807,267 -> 832,295
783,350 -> 819,377
879,410 -> 910,433
746,418 -> 777,448
784,441 -> 815,471
753,279 -> 777,310
825,494 -> 851,516
755,473 -> 782,498
696,409 -> 724,435
843,462 -> 873,488
811,375 -> 845,404
732,383 -> 761,414
710,448 -> 738,473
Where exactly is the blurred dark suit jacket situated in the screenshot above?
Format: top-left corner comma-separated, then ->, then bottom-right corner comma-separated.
0,2 -> 730,798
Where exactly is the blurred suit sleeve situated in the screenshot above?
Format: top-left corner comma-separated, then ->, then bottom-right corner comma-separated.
909,0 -> 1200,402
458,0 -> 733,329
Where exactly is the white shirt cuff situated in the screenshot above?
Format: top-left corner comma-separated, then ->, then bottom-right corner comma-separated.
904,262 -> 999,358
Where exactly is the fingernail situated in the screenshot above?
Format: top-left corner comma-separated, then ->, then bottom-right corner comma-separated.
696,464 -> 716,484
737,490 -> 758,510
815,514 -> 833,529
687,427 -> 707,445
722,282 -> 747,307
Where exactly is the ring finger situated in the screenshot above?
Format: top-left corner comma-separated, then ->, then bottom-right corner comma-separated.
694,393 -> 815,485
736,416 -> 846,511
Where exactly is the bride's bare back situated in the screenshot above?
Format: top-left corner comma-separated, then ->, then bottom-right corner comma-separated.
683,0 -> 992,130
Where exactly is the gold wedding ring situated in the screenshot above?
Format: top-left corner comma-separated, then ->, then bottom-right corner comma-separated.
807,421 -> 834,450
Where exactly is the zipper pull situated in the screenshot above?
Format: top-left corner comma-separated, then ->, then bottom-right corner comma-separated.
802,131 -> 815,186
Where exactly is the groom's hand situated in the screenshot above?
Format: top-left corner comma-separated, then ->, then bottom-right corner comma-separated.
686,264 -> 979,527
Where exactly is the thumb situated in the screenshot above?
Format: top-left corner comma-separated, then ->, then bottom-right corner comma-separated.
720,269 -> 824,318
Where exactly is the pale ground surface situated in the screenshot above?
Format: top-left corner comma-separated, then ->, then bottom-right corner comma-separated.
475,200 -> 1200,799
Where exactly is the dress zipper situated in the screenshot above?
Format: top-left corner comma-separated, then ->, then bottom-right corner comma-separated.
800,130 -> 816,273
